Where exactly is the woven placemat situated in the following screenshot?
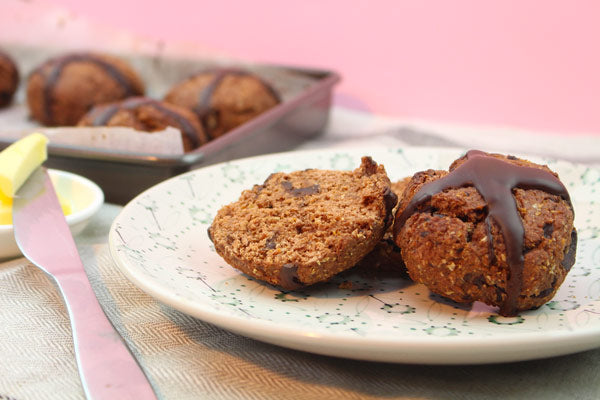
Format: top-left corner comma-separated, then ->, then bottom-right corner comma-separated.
1,203 -> 599,400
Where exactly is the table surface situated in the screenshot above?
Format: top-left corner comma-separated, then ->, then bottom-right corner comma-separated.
1,107 -> 600,400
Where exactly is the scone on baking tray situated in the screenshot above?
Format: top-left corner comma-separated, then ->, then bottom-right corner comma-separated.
164,68 -> 280,140
0,49 -> 19,108
78,97 -> 209,151
26,52 -> 145,126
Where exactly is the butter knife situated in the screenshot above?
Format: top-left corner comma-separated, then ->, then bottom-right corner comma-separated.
13,167 -> 157,400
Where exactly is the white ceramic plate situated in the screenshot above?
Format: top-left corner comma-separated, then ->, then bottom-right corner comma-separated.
0,169 -> 104,259
108,147 -> 600,364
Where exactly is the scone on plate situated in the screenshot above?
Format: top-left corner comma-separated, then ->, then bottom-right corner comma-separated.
393,150 -> 576,316
209,157 -> 397,289
355,177 -> 411,276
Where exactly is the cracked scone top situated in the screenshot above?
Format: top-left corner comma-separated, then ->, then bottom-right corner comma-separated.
208,156 -> 397,289
393,150 -> 576,316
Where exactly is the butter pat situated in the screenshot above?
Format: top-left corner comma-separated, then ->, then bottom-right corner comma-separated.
0,189 -> 12,225
0,133 -> 49,197
0,191 -> 72,225
0,133 -> 73,225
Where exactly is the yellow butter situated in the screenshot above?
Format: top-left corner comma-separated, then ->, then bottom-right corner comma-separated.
0,189 -> 11,225
0,190 -> 72,225
0,133 -> 49,197
0,132 -> 71,225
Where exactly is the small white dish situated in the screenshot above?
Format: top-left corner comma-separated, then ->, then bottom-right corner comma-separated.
108,147 -> 600,364
0,169 -> 104,259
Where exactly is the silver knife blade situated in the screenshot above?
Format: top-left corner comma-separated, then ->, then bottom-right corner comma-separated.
13,167 -> 157,400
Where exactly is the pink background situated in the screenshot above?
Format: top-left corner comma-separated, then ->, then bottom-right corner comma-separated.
10,1 -> 600,135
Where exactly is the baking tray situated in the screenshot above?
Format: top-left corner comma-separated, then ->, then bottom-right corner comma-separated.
0,44 -> 340,204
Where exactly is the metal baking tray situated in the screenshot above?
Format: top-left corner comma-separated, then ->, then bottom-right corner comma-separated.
0,44 -> 340,204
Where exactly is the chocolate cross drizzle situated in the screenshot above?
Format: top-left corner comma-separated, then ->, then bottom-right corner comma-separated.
394,150 -> 573,316
88,96 -> 204,149
192,68 -> 281,139
35,53 -> 142,124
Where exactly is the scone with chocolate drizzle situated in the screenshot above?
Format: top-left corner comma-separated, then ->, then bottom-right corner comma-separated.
78,97 -> 208,151
393,150 -> 576,316
209,157 -> 397,289
164,68 -> 280,140
27,52 -> 144,126
0,49 -> 19,108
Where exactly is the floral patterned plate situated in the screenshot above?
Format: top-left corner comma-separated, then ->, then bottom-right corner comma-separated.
108,147 -> 600,364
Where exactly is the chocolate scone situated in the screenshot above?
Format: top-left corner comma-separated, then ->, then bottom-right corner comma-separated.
0,50 -> 19,108
355,177 -> 412,276
164,68 -> 280,140
209,156 -> 397,289
27,52 -> 144,126
393,150 -> 576,316
78,97 -> 208,151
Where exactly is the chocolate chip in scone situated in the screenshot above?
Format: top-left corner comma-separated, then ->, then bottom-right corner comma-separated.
280,264 -> 303,290
265,233 -> 278,250
281,181 -> 320,197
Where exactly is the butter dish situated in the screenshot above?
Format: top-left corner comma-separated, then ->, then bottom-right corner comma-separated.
0,169 -> 104,259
